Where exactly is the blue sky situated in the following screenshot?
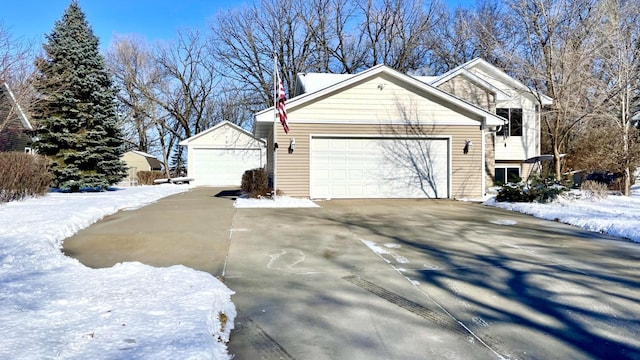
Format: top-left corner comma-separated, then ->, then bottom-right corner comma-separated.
1,0 -> 475,49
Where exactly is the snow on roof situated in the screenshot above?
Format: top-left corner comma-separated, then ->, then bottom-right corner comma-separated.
296,73 -> 356,95
413,76 -> 439,84
130,150 -> 158,158
295,73 -> 438,96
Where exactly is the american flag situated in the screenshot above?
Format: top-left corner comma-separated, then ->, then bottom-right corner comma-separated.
276,71 -> 290,133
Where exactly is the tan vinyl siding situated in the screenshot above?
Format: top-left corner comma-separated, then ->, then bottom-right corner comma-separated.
466,66 -> 540,162
121,152 -> 153,173
274,123 -> 483,199
289,73 -> 484,124
436,75 -> 496,112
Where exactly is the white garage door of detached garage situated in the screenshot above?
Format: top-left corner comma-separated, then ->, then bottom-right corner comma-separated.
192,148 -> 262,186
311,137 -> 449,198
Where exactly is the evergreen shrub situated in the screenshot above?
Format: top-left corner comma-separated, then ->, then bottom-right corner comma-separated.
241,168 -> 270,198
496,175 -> 567,203
137,171 -> 166,185
31,2 -> 127,191
0,153 -> 52,202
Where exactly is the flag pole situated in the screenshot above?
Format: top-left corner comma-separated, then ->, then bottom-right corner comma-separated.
273,53 -> 278,195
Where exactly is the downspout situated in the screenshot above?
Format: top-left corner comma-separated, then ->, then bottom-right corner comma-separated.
481,126 -> 486,196
484,124 -> 504,194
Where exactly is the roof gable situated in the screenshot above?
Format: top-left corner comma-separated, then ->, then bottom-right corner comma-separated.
0,83 -> 33,131
451,58 -> 552,105
430,68 -> 512,101
180,120 -> 264,148
130,150 -> 157,158
256,65 -> 506,137
121,151 -> 163,171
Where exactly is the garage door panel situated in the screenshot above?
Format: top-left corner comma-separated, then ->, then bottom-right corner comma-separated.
192,148 -> 262,186
311,137 -> 449,199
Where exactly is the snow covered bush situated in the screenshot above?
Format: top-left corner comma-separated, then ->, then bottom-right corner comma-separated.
581,180 -> 609,199
0,152 -> 51,202
496,175 -> 567,203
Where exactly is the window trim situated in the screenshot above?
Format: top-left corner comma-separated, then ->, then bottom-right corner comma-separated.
496,108 -> 523,137
494,166 -> 521,185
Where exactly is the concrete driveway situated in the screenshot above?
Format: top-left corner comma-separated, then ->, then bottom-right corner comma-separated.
226,199 -> 640,360
64,189 -> 640,360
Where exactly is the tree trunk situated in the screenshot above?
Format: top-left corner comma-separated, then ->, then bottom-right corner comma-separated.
623,121 -> 630,196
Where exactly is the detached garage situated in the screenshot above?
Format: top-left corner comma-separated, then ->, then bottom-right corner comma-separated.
254,64 -> 507,199
180,121 -> 266,186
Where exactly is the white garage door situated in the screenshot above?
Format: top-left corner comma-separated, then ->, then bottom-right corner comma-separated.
311,137 -> 449,198
192,148 -> 262,186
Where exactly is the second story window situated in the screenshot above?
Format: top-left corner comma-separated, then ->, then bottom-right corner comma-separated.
496,108 -> 523,137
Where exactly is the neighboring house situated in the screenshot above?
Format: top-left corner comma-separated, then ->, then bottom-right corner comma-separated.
120,150 -> 164,186
254,59 -> 551,199
180,121 -> 266,186
0,82 -> 33,153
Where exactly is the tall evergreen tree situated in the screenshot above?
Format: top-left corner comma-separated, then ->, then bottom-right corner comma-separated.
32,1 -> 126,191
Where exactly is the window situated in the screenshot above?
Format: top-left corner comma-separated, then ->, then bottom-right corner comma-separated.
494,167 -> 521,185
496,108 -> 523,137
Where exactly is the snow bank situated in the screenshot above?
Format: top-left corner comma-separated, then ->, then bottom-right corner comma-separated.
234,195 -> 319,208
0,185 -> 235,359
485,187 -> 640,243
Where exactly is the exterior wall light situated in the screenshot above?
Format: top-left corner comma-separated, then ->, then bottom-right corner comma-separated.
464,139 -> 473,154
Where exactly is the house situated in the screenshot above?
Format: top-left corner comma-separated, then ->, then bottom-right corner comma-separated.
0,82 -> 33,153
254,59 -> 551,199
120,150 -> 164,186
180,121 -> 266,186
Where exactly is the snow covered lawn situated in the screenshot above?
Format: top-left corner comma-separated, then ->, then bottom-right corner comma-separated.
0,185 -> 235,359
485,185 -> 640,243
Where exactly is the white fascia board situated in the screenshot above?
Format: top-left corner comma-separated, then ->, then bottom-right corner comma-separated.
180,121 -> 263,146
130,150 -> 158,158
255,64 -> 506,130
464,59 -> 553,105
2,82 -> 33,130
429,68 -> 512,101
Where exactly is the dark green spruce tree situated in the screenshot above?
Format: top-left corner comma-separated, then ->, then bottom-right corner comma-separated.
32,1 -> 126,191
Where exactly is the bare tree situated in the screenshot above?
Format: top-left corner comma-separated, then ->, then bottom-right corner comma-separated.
578,0 -> 640,195
0,22 -> 36,133
106,34 -> 160,153
152,29 -> 220,139
107,30 -> 223,177
359,0 -> 442,73
210,0 -> 316,106
0,22 -> 34,85
210,0 -> 452,112
300,0 -> 366,73
505,0 -> 611,180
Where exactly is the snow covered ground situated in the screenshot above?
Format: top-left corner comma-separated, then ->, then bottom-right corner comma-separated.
0,185 -> 235,360
1,182 -> 638,359
485,185 -> 640,243
234,195 -> 319,208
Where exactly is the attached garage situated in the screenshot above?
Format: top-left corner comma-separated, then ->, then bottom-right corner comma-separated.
254,64 -> 508,199
311,137 -> 449,198
180,121 -> 265,186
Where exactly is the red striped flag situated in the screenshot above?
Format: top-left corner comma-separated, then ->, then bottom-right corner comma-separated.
276,71 -> 290,133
